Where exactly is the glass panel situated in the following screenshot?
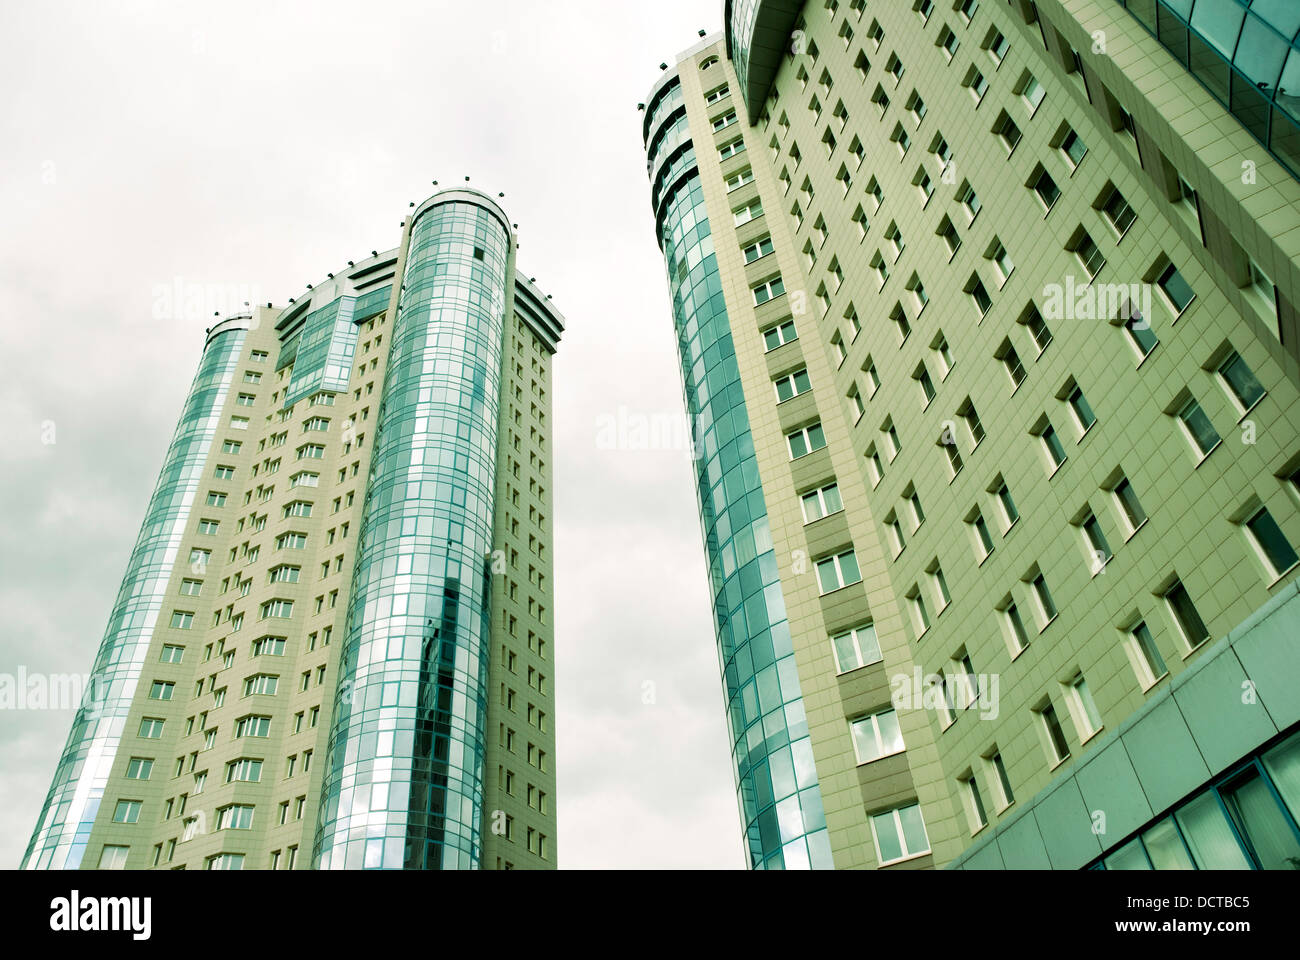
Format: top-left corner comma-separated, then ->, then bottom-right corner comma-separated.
1104,836 -> 1151,870
898,803 -> 930,855
1142,818 -> 1195,870
1262,733 -> 1300,826
1220,767 -> 1300,870
1175,792 -> 1252,869
872,811 -> 903,862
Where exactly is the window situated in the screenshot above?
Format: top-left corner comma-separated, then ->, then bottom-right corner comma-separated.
969,510 -> 994,561
112,799 -> 142,823
169,610 -> 193,630
226,758 -> 262,783
1100,184 -> 1135,235
832,623 -> 882,673
138,718 -> 164,739
1243,508 -> 1299,580
850,709 -> 905,763
215,465 -> 235,480
959,399 -> 985,448
787,423 -> 827,460
1029,415 -> 1065,470
1038,701 -> 1070,764
743,236 -> 774,263
1066,383 -> 1097,434
752,276 -> 785,305
1122,306 -> 1158,360
1071,229 -> 1106,279
1176,397 -> 1220,459
1002,599 -> 1030,653
968,276 -> 992,318
1066,672 -> 1103,740
1217,350 -> 1265,413
217,804 -> 255,830
260,599 -> 294,619
297,443 -> 325,460
957,181 -> 980,221
995,340 -> 1025,390
734,199 -> 764,227
268,565 -> 300,584
763,319 -> 797,351
817,550 -> 862,594
97,845 -> 130,870
801,483 -> 843,523
1157,262 -> 1196,315
774,368 -> 812,402
207,853 -> 245,870
235,715 -> 272,738
961,774 -> 988,831
907,587 -> 930,635
1129,621 -> 1168,688
885,513 -> 906,556
1018,73 -> 1045,113
1112,477 -> 1147,536
993,111 -> 1021,153
243,674 -> 279,696
149,681 -> 174,701
1060,128 -> 1087,169
964,65 -> 988,103
125,757 -> 153,780
1030,166 -> 1060,211
718,137 -> 745,161
870,804 -> 930,865
1080,512 -> 1112,574
928,563 -> 951,612
1030,572 -> 1057,626
987,751 -> 1014,809
726,168 -> 755,193
988,240 -> 1014,285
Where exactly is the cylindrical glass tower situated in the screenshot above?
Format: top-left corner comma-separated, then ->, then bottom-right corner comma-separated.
22,319 -> 248,869
314,192 -> 510,869
645,74 -> 833,869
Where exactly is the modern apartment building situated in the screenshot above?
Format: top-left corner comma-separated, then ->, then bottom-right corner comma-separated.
22,188 -> 563,871
643,1 -> 1300,869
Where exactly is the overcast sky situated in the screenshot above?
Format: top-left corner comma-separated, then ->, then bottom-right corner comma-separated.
0,0 -> 744,869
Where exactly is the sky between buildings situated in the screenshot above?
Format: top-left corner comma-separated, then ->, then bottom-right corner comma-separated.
0,0 -> 745,869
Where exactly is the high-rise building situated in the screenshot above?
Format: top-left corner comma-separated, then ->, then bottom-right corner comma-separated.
23,188 -> 564,871
643,1 -> 1300,870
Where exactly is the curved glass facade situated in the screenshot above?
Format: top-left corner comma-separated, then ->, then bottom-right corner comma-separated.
21,323 -> 246,869
313,198 -> 509,870
656,160 -> 832,869
1116,0 -> 1300,178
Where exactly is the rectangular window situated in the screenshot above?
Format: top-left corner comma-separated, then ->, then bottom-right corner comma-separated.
787,423 -> 827,459
831,623 -> 882,673
1130,621 -> 1168,686
817,550 -> 862,594
870,804 -> 930,865
774,368 -> 812,403
1217,350 -> 1265,412
1038,702 -> 1070,764
850,709 -> 905,764
1066,673 -> 1103,739
1176,398 -> 1220,458
1244,507 -> 1300,579
800,483 -> 843,523
1113,478 -> 1147,535
149,681 -> 174,701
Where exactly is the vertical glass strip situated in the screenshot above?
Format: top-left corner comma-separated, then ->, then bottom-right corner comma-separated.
654,159 -> 831,869
22,325 -> 246,869
314,198 -> 508,870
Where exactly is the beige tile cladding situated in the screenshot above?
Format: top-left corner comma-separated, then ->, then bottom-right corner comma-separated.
670,0 -> 1300,868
